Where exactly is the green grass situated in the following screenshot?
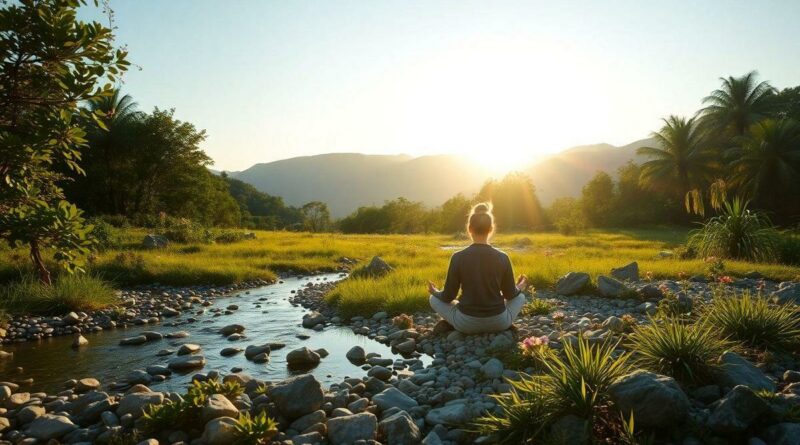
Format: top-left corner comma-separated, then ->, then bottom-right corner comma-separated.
703,291 -> 800,351
2,226 -> 799,316
0,273 -> 115,315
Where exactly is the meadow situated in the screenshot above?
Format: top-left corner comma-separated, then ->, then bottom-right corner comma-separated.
2,227 -> 799,317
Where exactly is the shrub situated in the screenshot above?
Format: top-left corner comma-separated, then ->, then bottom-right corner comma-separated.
87,218 -> 119,251
687,198 -> 779,262
160,218 -> 213,244
776,232 -> 800,265
541,337 -> 632,416
142,400 -> 192,433
628,317 -> 730,384
471,377 -> 558,444
392,314 -> 414,329
522,299 -> 553,316
703,291 -> 800,351
0,273 -> 115,314
215,230 -> 247,244
233,412 -> 279,445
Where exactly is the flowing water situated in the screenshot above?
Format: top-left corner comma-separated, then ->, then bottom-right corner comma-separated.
0,274 -> 428,393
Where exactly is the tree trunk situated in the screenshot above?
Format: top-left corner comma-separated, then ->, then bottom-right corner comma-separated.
29,240 -> 52,286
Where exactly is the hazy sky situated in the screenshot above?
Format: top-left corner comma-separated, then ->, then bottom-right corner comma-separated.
81,1 -> 800,172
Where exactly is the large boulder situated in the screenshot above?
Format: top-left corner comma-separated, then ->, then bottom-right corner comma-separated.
301,311 -> 326,328
142,234 -> 168,249
244,344 -> 271,360
707,385 -> 770,434
25,414 -> 77,440
378,410 -> 421,445
353,256 -> 393,278
760,423 -> 800,445
346,346 -> 366,363
608,370 -> 690,429
268,374 -> 324,419
286,347 -> 321,368
327,412 -> 377,445
202,394 -> 239,422
202,417 -> 239,445
117,392 -> 164,418
555,272 -> 590,295
372,387 -> 418,412
718,351 -> 775,392
611,262 -> 639,282
597,275 -> 629,297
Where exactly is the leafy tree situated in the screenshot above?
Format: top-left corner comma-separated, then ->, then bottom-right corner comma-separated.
0,0 -> 128,284
638,116 -> 718,213
301,201 -> 330,232
580,171 -> 615,227
547,197 -> 584,234
727,119 -> 800,220
339,206 -> 391,234
224,176 -> 302,230
436,193 -> 472,233
772,86 -> 800,121
476,172 -> 545,230
699,71 -> 776,138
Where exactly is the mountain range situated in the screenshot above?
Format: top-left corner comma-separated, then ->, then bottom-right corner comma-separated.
226,137 -> 657,217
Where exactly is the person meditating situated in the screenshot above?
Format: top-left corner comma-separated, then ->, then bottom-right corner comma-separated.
427,203 -> 528,334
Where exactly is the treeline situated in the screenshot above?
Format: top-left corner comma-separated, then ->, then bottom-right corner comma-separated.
64,92 -> 312,231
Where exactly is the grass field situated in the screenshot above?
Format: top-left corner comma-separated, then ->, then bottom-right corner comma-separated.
1,227 -> 799,316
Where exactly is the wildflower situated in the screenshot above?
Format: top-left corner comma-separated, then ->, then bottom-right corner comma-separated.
552,311 -> 565,324
718,276 -> 733,284
519,335 -> 550,355
645,271 -> 653,281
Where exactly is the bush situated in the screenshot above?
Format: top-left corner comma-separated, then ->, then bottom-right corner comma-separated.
471,377 -> 558,444
776,232 -> 800,265
522,299 -> 553,316
87,218 -> 119,251
687,198 -> 779,262
233,412 -> 279,445
703,291 -> 800,351
628,317 -> 730,384
0,273 -> 115,314
161,218 -> 213,244
214,230 -> 247,244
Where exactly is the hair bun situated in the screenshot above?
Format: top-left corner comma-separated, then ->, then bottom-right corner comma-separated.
473,203 -> 492,214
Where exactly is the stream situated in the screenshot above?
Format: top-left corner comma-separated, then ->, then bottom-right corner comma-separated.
0,274 -> 429,393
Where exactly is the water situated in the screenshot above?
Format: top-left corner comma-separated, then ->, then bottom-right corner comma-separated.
0,274 -> 429,393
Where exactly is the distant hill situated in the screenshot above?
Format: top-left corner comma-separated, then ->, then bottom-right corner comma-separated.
528,137 -> 656,204
229,153 -> 492,217
226,138 -> 658,216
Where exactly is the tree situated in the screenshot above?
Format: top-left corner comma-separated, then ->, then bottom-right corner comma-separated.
476,172 -> 545,230
0,0 -> 129,284
727,119 -> 800,220
436,193 -> 472,233
772,86 -> 800,121
225,176 -> 302,230
580,172 -> 615,227
638,116 -> 718,213
699,71 -> 776,138
301,201 -> 330,232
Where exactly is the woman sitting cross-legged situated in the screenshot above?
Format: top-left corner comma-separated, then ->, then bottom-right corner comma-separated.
427,202 -> 528,335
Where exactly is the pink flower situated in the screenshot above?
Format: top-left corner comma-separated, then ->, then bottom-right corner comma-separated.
718,276 -> 733,284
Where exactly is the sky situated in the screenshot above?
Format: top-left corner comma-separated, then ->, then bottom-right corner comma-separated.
80,0 -> 800,172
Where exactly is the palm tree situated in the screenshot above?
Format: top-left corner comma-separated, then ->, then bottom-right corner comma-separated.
638,116 -> 719,214
699,71 -> 776,138
727,119 -> 800,218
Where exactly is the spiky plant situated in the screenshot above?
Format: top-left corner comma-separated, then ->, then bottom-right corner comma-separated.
471,377 -> 558,444
703,291 -> 800,351
687,198 -> 779,262
522,299 -> 554,316
233,412 -> 279,445
629,317 -> 731,384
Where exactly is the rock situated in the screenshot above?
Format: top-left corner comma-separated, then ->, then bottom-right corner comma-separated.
637,302 -> 658,315
327,412 -> 377,444
125,369 -> 152,385
395,339 -> 416,354
286,347 -> 321,368
220,347 -> 243,357
117,392 -> 164,418
63,311 -> 81,325
202,394 -> 239,422
379,410 -> 421,445
784,370 -> 800,384
290,410 -> 326,432
481,358 -> 504,379
638,284 -> 664,300
368,365 -> 393,381
75,378 -> 101,393
177,343 -> 201,355
252,352 -> 269,363
423,432 -> 444,445
244,344 -> 271,360
119,335 -> 148,346
142,234 -> 168,249
268,374 -> 324,419
352,256 -> 393,278
597,275 -> 629,297
708,385 -> 770,434
25,414 -> 77,440
18,405 -> 45,424
602,316 -> 625,333
302,311 -> 326,328
760,423 -> 800,445
425,400 -> 481,425
549,415 -> 590,445
346,346 -> 366,363
202,417 -> 239,445
372,387 -> 418,412
373,311 -> 388,320
718,351 -> 775,392
292,432 -> 323,445
165,331 -> 189,339
771,283 -> 800,304
167,355 -> 206,371
145,365 -> 170,376
71,334 -> 88,348
608,370 -> 690,429
611,262 -> 639,281
161,307 -> 180,317
555,272 -> 590,295
219,324 -> 245,336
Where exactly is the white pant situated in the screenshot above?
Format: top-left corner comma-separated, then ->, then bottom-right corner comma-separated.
429,294 -> 527,335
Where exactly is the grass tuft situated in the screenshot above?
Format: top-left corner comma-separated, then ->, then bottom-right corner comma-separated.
0,273 -> 115,315
703,291 -> 800,351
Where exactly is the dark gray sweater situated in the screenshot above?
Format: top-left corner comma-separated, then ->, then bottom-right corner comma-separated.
434,244 -> 518,317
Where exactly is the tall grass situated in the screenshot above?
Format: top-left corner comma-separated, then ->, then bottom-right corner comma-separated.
628,317 -> 730,384
687,198 -> 779,262
0,273 -> 115,315
703,291 -> 800,351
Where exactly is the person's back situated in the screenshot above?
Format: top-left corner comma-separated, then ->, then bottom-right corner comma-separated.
428,203 -> 528,334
